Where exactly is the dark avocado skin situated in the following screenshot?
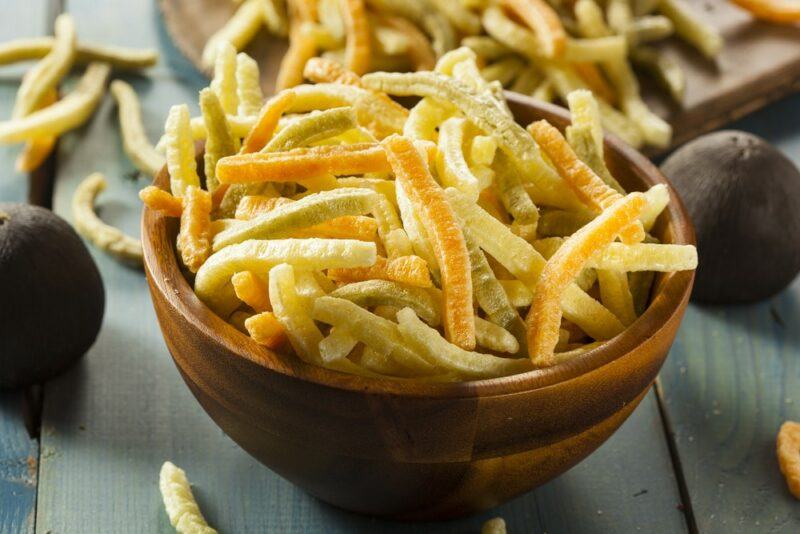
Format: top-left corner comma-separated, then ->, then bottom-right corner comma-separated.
661,130 -> 800,304
0,203 -> 105,388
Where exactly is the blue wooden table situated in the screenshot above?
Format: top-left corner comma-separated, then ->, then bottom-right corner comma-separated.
0,1 -> 798,532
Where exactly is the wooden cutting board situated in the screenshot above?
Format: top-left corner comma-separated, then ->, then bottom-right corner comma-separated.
159,0 -> 800,152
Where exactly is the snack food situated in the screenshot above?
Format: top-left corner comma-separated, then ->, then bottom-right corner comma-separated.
0,62 -> 110,143
12,14 -> 76,120
111,80 -> 165,177
143,51 -> 696,381
482,517 -> 507,534
198,0 -> 735,149
15,88 -> 58,173
159,461 -> 217,534
0,13 -> 158,176
73,172 -> 144,265
777,421 -> 800,500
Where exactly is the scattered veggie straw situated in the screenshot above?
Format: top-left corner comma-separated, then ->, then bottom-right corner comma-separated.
0,62 -> 110,143
73,172 -> 143,265
193,0 -> 743,150
0,36 -> 158,69
235,52 -> 263,117
340,0 -> 371,74
0,14 -> 164,269
777,421 -> 800,500
482,517 -> 507,534
110,80 -> 165,176
12,13 -> 76,120
159,461 -> 217,534
730,0 -> 800,23
15,88 -> 58,173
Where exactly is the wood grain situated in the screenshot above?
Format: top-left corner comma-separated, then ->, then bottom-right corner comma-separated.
534,393 -> 688,533
0,1 -> 51,532
0,393 -> 38,534
657,102 -> 800,532
158,0 -> 800,153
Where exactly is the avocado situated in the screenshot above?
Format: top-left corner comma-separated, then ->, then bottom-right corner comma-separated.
661,131 -> 800,303
0,203 -> 104,388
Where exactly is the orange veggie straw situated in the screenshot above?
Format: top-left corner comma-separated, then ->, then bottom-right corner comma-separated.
16,88 -> 58,172
177,185 -> 213,272
730,0 -> 800,23
139,185 -> 183,217
302,57 -> 411,119
240,90 -> 296,154
232,271 -> 271,312
777,421 -> 800,499
375,14 -> 436,71
288,0 -> 318,21
217,143 -> 391,184
527,120 -> 645,244
245,311 -> 287,348
211,183 -> 230,210
527,192 -> 647,366
276,23 -> 317,91
502,0 -> 567,57
290,216 -> 378,241
340,0 -> 371,75
382,135 -> 476,350
235,195 -> 294,219
478,188 -> 511,224
328,255 -> 433,287
303,57 -> 363,86
573,63 -> 616,106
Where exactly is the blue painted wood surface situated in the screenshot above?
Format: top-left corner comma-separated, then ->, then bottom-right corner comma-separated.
658,94 -> 800,532
0,393 -> 38,534
3,0 -> 800,532
0,2 -> 50,532
30,1 -> 686,532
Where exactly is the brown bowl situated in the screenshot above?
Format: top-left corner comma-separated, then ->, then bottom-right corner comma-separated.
142,93 -> 695,520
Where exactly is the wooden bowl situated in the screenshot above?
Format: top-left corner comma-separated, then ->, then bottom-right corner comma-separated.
142,93 -> 695,520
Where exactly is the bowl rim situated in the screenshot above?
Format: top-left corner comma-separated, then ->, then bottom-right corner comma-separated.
142,92 -> 695,400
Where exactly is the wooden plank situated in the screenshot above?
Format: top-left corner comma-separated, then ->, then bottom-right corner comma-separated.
0,392 -> 38,534
659,96 -> 800,532
647,0 -> 800,151
0,2 -> 52,533
0,0 -> 52,202
661,285 -> 800,531
34,73 -> 210,534
534,392 -> 687,533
